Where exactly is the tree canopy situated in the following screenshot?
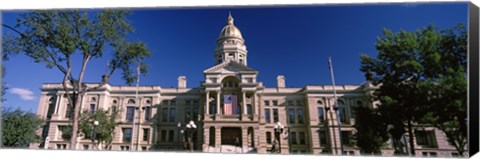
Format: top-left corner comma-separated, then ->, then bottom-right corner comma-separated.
2,10 -> 152,149
1,107 -> 44,148
359,23 -> 467,156
78,107 -> 121,150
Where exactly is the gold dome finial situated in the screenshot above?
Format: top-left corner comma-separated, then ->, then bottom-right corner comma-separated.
227,12 -> 234,25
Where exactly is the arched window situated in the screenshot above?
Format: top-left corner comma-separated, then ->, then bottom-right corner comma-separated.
128,99 -> 136,104
337,99 -> 346,123
47,97 -> 56,119
317,100 -> 325,123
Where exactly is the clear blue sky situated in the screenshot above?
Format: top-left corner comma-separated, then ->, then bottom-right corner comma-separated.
1,2 -> 468,112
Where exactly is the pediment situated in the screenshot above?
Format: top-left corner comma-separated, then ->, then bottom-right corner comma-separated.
204,61 -> 257,74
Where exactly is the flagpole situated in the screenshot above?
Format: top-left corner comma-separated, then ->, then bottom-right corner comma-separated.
130,63 -> 140,151
329,56 -> 344,155
135,63 -> 141,151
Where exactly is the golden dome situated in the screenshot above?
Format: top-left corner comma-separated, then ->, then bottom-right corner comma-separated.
218,13 -> 243,40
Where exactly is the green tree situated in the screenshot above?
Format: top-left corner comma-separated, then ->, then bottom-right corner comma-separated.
78,107 -> 122,150
353,106 -> 389,155
360,24 -> 467,156
418,24 -> 467,156
1,107 -> 44,147
2,10 -> 151,150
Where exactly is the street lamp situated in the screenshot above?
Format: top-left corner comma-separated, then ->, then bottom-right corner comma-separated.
387,124 -> 397,155
92,120 -> 99,150
185,120 -> 197,152
273,122 -> 284,154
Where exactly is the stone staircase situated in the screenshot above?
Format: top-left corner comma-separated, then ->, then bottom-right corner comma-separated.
207,145 -> 257,153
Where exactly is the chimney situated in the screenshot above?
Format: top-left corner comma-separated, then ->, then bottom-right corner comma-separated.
277,75 -> 285,88
178,76 -> 187,88
102,74 -> 110,84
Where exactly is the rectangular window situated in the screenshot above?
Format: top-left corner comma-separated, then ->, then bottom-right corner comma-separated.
296,100 -> 303,106
142,146 -> 147,151
291,132 -> 297,144
111,106 -> 118,115
168,130 -> 174,142
144,107 -> 151,121
65,104 -> 73,118
143,128 -> 150,141
319,131 -> 327,147
193,100 -> 199,106
162,100 -> 168,106
341,131 -> 351,146
170,100 -> 176,106
266,132 -> 272,144
318,107 -> 325,123
422,152 -> 428,157
57,144 -> 67,149
429,152 -> 437,157
90,104 -> 96,113
169,108 -> 176,122
297,109 -> 304,124
415,130 -> 436,147
272,100 -> 278,106
122,128 -> 132,142
193,107 -> 199,121
209,104 -> 216,114
288,100 -> 294,106
246,104 -> 252,115
185,108 -> 191,122
161,130 -> 167,142
186,100 -> 191,106
273,109 -> 279,122
121,146 -> 130,151
299,132 -> 306,145
83,144 -> 89,150
162,108 -> 168,122
126,106 -> 135,122
265,109 -> 271,123
339,107 -> 346,123
288,109 -> 295,124
264,100 -> 270,106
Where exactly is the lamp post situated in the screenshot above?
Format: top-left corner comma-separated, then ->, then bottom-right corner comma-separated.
185,120 -> 197,152
92,120 -> 99,150
273,122 -> 284,154
177,122 -> 181,150
387,124 -> 397,155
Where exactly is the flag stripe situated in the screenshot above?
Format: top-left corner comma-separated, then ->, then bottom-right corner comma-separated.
224,95 -> 238,115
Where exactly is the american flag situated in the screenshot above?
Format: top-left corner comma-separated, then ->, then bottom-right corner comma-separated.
224,95 -> 238,115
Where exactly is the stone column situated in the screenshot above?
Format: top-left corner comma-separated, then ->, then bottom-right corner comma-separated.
242,126 -> 248,153
216,91 -> 221,115
242,91 -> 247,115
54,94 -> 61,114
205,91 -> 210,115
215,126 -> 222,152
203,126 -> 210,152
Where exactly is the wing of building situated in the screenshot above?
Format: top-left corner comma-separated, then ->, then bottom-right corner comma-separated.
30,13 -> 465,157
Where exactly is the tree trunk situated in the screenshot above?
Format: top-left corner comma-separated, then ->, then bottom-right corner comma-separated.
407,119 -> 415,156
69,93 -> 83,149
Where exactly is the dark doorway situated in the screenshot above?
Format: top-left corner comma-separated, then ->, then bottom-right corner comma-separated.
221,127 -> 241,146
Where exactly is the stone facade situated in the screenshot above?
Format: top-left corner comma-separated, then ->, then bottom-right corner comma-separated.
30,14 -> 465,157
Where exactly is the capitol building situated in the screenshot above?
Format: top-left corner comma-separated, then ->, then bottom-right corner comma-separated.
31,14 -> 463,157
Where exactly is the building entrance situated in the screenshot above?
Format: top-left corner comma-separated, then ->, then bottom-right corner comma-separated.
221,127 -> 241,146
